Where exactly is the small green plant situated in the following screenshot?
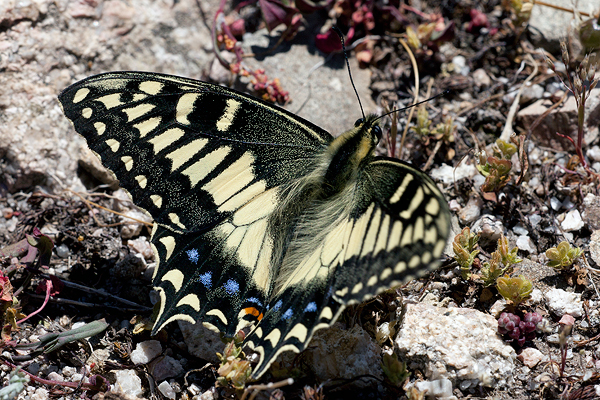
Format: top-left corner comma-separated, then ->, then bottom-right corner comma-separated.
545,241 -> 584,269
481,251 -> 505,287
452,227 -> 480,279
546,42 -> 598,175
502,0 -> 533,28
480,234 -> 521,286
476,139 -> 518,193
410,105 -> 432,136
216,331 -> 252,390
0,368 -> 29,400
381,353 -> 410,387
496,275 -> 533,305
497,234 -> 522,267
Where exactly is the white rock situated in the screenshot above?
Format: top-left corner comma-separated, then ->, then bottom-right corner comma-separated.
528,214 -> 541,227
550,197 -> 561,211
31,388 -> 49,400
518,348 -> 545,368
395,303 -> 516,389
71,321 -> 86,330
111,369 -> 143,397
62,366 -> 76,377
561,209 -> 584,231
47,372 -> 64,382
131,340 -> 162,365
589,145 -> 600,162
530,289 -> 544,304
458,196 -> 483,224
158,381 -> 176,399
430,162 -> 478,185
516,235 -> 536,253
545,288 -> 583,317
414,378 -> 455,398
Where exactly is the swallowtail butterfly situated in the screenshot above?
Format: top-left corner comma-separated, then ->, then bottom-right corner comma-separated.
59,71 -> 450,379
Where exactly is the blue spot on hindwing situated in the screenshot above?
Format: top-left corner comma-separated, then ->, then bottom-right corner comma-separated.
224,279 -> 239,295
282,308 -> 293,320
304,302 -> 317,313
273,300 -> 282,311
186,248 -> 199,264
198,271 -> 212,289
246,297 -> 262,306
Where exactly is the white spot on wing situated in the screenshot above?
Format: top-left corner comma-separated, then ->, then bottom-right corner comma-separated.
389,174 -> 413,204
151,194 -> 163,208
182,146 -> 231,187
135,175 -> 147,188
159,235 -> 176,260
162,269 -> 184,291
264,329 -> 281,347
206,308 -> 228,325
73,88 -> 90,103
149,128 -> 186,154
202,152 -> 255,205
216,98 -> 241,132
96,93 -> 124,109
133,117 -> 161,138
374,215 -> 390,254
176,294 -> 201,311
82,108 -> 92,118
426,197 -> 440,215
168,213 -> 186,230
123,103 -> 156,122
121,156 -> 133,171
139,81 -> 164,95
165,138 -> 209,170
94,122 -> 106,135
176,93 -> 201,125
284,323 -> 308,343
400,186 -> 424,219
106,139 -> 120,152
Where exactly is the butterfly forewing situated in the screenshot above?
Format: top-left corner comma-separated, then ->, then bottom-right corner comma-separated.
58,72 -> 332,335
59,71 -> 450,380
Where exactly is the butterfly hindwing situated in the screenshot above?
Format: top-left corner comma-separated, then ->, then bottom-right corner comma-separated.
245,157 -> 450,378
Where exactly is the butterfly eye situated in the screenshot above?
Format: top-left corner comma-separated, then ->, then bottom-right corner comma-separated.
372,125 -> 382,141
354,118 -> 364,127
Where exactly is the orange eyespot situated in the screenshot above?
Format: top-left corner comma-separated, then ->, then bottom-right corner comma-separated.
244,307 -> 264,321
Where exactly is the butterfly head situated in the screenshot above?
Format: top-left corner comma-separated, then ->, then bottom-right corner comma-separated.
353,114 -> 383,148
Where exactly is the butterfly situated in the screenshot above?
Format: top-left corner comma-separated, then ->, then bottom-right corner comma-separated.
58,71 -> 450,379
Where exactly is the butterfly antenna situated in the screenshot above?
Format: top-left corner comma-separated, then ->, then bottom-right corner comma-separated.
332,26 -> 365,120
375,90 -> 450,122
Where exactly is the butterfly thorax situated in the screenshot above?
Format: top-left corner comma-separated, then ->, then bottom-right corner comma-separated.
268,114 -> 382,295
322,114 -> 380,196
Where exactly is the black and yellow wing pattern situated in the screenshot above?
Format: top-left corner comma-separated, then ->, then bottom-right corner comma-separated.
59,71 -> 450,379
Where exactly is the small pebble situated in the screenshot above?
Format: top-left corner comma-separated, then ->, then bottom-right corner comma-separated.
516,235 -> 536,253
158,381 -> 176,399
518,348 -> 544,368
545,288 -> 583,317
561,209 -> 584,231
55,244 -> 70,258
131,340 -> 162,365
112,369 -> 143,397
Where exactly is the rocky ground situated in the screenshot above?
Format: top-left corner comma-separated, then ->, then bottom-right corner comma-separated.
1,0 -> 600,399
